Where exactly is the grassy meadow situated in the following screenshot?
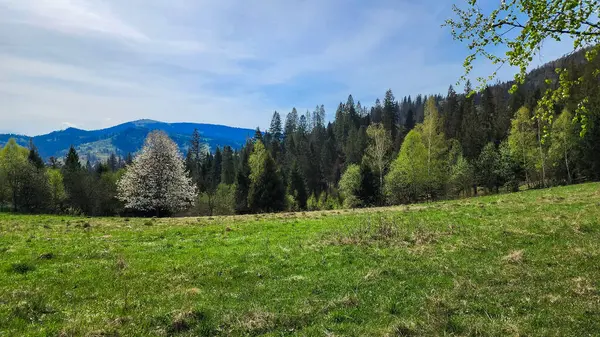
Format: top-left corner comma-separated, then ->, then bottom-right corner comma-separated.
1,183 -> 600,336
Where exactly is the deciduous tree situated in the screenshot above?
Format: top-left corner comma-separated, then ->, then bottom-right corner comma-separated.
117,131 -> 196,216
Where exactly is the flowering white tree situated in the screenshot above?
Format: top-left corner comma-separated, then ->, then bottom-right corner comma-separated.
117,131 -> 196,216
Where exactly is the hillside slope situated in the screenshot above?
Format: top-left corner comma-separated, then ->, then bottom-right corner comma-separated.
0,120 -> 255,161
1,183 -> 599,335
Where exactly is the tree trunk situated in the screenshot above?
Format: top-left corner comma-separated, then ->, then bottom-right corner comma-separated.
564,148 -> 572,185
537,120 -> 546,188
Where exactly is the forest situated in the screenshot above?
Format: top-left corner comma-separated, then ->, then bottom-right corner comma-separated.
1,49 -> 599,216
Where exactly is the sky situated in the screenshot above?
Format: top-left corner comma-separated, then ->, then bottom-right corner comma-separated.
0,0 -> 575,136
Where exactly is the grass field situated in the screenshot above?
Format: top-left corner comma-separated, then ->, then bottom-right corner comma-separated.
1,183 -> 599,336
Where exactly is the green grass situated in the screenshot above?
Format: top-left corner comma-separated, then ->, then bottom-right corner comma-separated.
1,183 -> 600,336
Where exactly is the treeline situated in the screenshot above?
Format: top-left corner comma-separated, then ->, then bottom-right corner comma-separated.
0,142 -> 126,215
1,50 -> 599,216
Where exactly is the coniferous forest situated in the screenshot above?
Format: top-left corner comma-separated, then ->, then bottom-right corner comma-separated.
1,49 -> 599,216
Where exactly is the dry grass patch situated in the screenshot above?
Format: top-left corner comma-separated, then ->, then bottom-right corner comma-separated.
502,250 -> 524,264
572,277 -> 597,296
236,310 -> 276,333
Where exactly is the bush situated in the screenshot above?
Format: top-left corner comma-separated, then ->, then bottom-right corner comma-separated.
307,194 -> 318,211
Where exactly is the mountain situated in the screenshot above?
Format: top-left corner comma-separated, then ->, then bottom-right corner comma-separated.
0,120 -> 255,162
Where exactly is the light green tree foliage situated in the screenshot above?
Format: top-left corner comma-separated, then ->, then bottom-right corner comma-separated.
549,109 -> 577,184
385,130 -> 428,204
47,169 -> 66,212
0,139 -> 32,211
339,164 -> 361,208
248,140 -> 285,213
416,98 -> 448,197
445,0 -> 600,134
447,139 -> 474,197
307,193 -> 318,211
197,181 -> 235,216
249,141 -> 268,185
508,107 -> 539,186
214,183 -> 235,215
365,123 -> 392,189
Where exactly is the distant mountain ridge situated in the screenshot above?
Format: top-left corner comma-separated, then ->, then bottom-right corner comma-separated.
0,120 -> 255,162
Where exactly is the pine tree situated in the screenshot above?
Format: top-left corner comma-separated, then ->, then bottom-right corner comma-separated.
480,86 -> 496,143
234,141 -> 253,214
334,102 -> 347,144
475,142 -> 501,193
404,108 -> 415,131
125,152 -> 133,166
269,111 -> 283,141
289,161 -> 307,210
460,81 -> 484,160
64,146 -> 81,172
27,139 -> 45,169
346,95 -> 359,129
254,127 -> 263,142
371,98 -> 383,124
62,146 -> 91,213
383,89 -> 399,142
447,140 -> 474,197
358,163 -> 380,207
284,108 -> 299,137
344,126 -> 362,165
221,146 -> 235,185
211,147 -> 222,189
117,131 -> 196,216
443,85 -> 461,139
107,153 -> 118,172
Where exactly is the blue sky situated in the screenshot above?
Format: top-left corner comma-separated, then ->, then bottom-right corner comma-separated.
0,0 -> 574,135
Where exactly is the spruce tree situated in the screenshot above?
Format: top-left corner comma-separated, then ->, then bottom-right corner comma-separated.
383,89 -> 399,142
234,141 -> 253,214
221,146 -> 235,185
269,111 -> 283,141
289,161 -> 307,210
27,139 -> 45,169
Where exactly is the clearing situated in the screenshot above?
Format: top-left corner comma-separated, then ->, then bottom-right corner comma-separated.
1,183 -> 599,336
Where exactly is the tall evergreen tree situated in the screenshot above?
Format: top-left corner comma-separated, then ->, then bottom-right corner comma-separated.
221,146 -> 235,185
443,85 -> 461,139
383,89 -> 399,142
371,98 -> 383,124
269,111 -> 283,141
234,141 -> 253,214
27,139 -> 45,169
289,161 -> 308,210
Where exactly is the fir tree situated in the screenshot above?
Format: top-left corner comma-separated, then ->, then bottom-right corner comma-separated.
27,139 -> 45,169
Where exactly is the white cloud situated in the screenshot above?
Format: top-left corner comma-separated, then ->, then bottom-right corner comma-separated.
0,0 -> 147,40
61,122 -> 78,129
0,0 -> 576,136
